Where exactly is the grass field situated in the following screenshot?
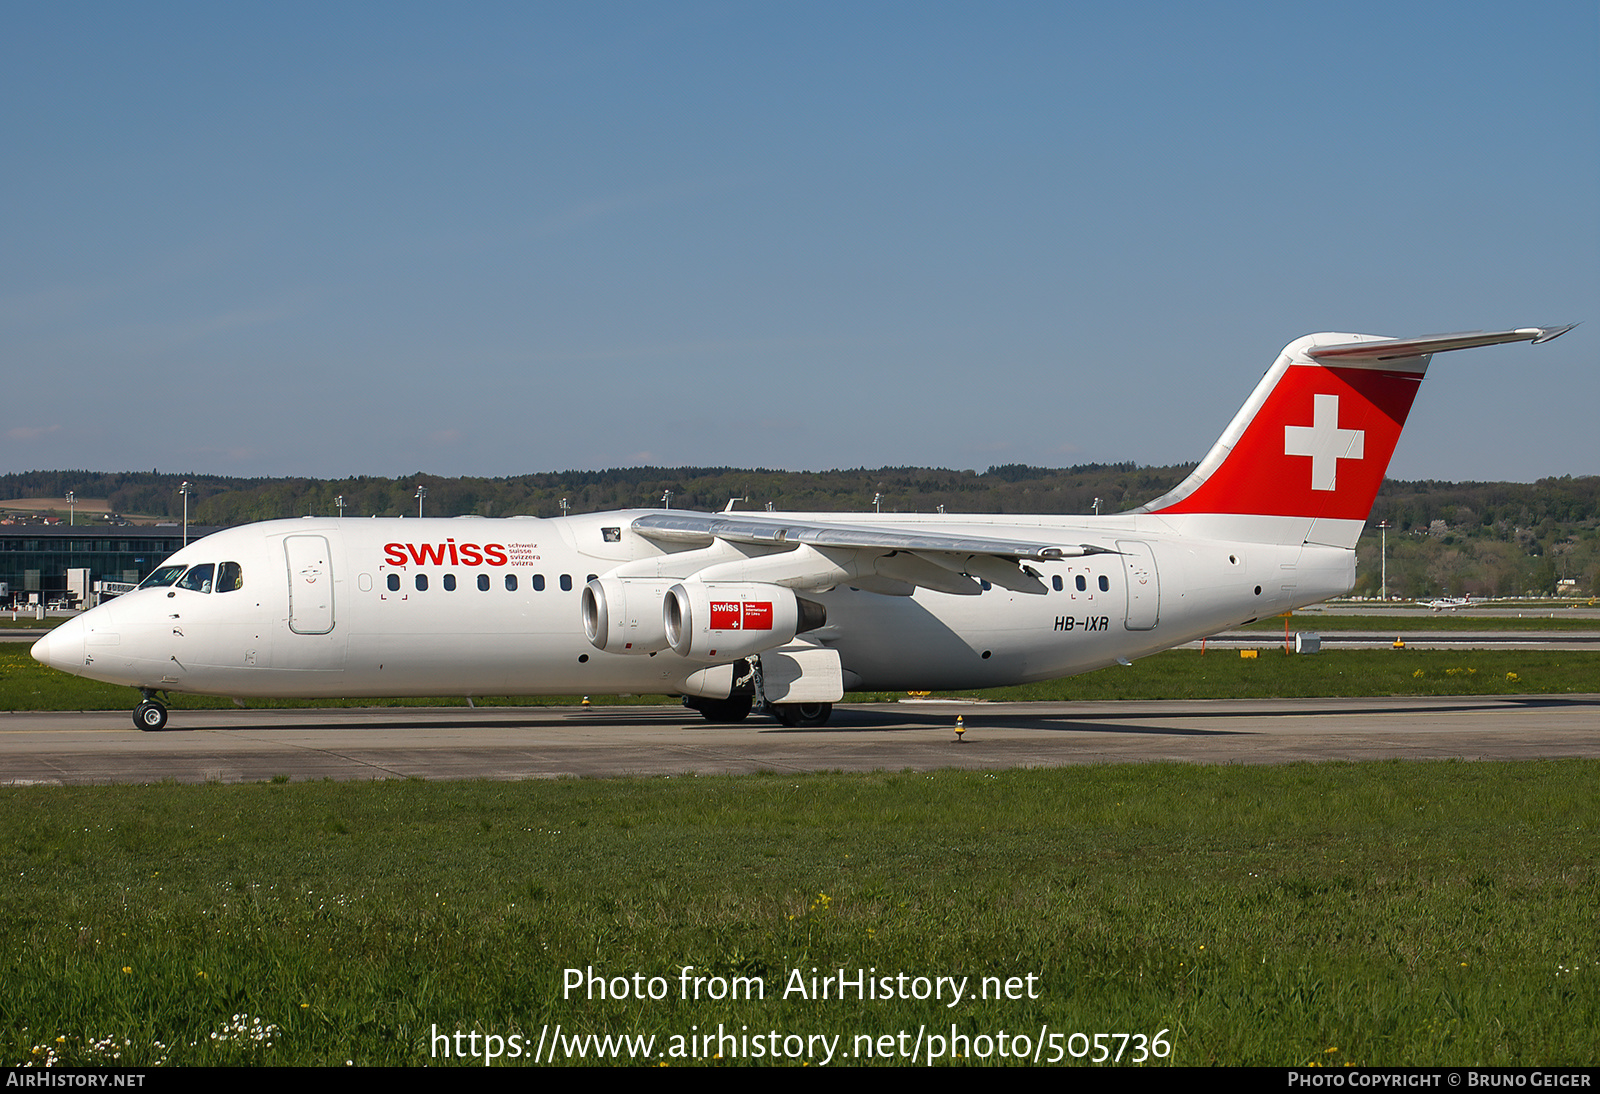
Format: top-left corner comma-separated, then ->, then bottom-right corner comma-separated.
2,764 -> 1594,1067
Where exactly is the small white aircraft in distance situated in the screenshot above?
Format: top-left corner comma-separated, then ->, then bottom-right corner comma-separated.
1424,596 -> 1485,611
33,325 -> 1575,731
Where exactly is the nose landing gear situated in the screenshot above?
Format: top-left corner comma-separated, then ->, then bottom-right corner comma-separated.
134,690 -> 168,732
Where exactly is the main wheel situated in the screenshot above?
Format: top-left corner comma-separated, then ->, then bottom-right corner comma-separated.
133,700 -> 168,732
771,702 -> 832,727
684,695 -> 753,723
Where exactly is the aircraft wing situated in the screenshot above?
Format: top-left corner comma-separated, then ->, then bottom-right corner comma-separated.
629,511 -> 1114,596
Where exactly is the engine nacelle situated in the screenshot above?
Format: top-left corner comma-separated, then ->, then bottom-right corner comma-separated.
582,577 -> 676,653
664,581 -> 825,661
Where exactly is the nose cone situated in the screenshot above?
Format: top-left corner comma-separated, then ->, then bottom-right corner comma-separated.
32,614 -> 88,672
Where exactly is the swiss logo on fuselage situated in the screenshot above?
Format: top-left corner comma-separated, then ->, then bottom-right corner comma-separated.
384,540 -> 509,567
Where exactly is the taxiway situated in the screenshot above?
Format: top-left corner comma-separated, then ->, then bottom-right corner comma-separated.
2,695 -> 1595,786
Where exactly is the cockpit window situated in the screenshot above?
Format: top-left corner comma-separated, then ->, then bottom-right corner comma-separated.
176,563 -> 215,593
138,565 -> 187,589
217,562 -> 244,593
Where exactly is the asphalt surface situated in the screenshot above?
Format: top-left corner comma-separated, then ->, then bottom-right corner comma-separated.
3,695 -> 1596,785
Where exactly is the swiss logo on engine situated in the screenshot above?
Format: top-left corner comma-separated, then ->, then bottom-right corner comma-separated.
710,601 -> 773,630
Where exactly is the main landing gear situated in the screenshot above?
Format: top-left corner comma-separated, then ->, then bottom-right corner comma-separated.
771,702 -> 832,728
134,689 -> 168,732
684,695 -> 833,727
683,657 -> 838,727
681,694 -> 753,723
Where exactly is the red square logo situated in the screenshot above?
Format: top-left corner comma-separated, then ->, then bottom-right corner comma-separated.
708,600 -> 773,630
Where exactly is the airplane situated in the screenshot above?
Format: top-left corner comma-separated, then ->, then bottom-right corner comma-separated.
31,324 -> 1575,731
1424,596 -> 1484,611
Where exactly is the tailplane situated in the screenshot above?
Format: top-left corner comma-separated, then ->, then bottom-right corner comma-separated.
1138,325 -> 1575,548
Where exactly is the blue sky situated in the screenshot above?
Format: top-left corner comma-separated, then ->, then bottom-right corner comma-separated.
4,2 -> 1595,487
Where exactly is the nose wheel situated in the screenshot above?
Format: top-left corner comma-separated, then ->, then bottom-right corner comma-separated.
134,697 -> 169,732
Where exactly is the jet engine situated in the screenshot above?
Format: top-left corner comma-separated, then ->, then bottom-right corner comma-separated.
664,581 -> 826,661
581,577 -> 676,653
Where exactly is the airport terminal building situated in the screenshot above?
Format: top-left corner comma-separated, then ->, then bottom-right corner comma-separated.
0,524 -> 220,606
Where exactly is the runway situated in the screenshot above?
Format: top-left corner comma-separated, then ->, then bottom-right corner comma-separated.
2,695 -> 1596,785
1188,630 -> 1600,651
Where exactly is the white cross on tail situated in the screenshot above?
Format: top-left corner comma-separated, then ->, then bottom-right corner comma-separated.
1283,393 -> 1364,491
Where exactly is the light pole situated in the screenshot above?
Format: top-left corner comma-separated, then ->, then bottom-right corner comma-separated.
415,485 -> 427,518
336,495 -> 346,518
559,498 -> 570,517
179,481 -> 193,546
65,490 -> 75,526
1379,520 -> 1389,601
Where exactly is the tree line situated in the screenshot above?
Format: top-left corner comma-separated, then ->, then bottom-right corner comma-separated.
0,464 -> 1199,525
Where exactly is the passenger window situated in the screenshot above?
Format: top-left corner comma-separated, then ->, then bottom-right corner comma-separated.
1075,575 -> 1086,591
477,574 -> 490,591
1052,575 -> 1063,592
505,574 -> 518,591
416,574 -> 429,591
1099,575 -> 1110,592
217,562 -> 243,592
560,574 -> 572,592
177,563 -> 215,593
443,574 -> 457,591
533,574 -> 545,591
387,574 -> 400,592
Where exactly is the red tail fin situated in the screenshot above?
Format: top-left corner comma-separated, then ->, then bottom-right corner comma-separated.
1139,326 -> 1574,548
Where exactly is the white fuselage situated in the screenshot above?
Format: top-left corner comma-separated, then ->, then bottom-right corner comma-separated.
37,510 -> 1353,700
